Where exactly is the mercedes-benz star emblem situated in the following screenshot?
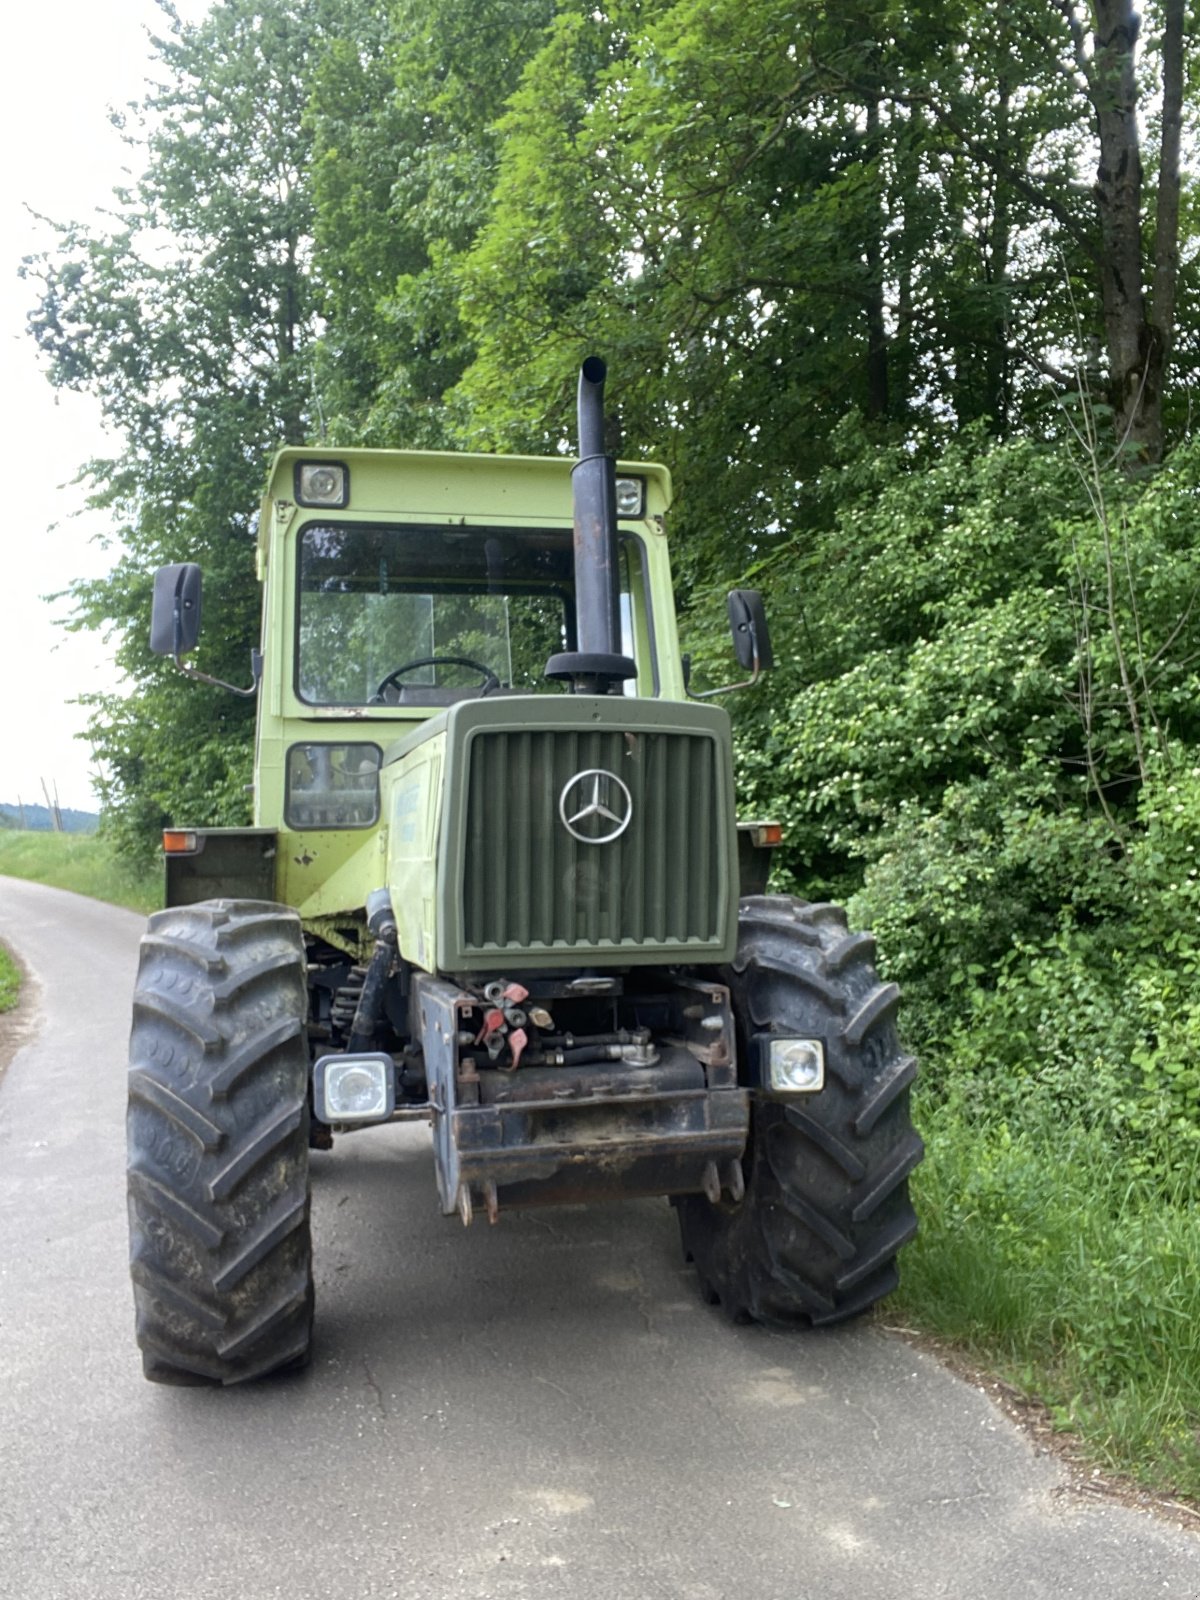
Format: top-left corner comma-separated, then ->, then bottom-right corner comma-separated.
558,768 -> 634,845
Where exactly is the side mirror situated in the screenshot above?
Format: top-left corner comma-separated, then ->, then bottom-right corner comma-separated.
727,589 -> 774,673
150,563 -> 203,657
685,589 -> 773,701
148,560 -> 257,698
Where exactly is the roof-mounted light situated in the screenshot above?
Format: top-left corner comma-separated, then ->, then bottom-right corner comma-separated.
615,475 -> 646,518
295,460 -> 350,509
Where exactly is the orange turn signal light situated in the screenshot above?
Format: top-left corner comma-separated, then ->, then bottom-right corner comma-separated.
162,830 -> 199,854
750,823 -> 784,848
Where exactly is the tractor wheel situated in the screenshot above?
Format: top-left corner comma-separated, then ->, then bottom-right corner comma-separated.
677,895 -> 922,1327
126,900 -> 313,1384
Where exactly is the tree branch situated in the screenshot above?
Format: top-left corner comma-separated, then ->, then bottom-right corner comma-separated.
1051,0 -> 1095,102
807,51 -> 1099,263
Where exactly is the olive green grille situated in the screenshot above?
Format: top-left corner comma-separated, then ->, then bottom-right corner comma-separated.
461,727 -> 726,955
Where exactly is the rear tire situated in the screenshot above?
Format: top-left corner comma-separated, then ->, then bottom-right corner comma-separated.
126,900 -> 313,1384
677,895 -> 922,1327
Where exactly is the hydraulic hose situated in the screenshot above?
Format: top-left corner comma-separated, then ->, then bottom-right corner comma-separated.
347,894 -> 399,1052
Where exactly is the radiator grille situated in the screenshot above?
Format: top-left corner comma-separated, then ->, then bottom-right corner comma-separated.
460,727 -> 727,956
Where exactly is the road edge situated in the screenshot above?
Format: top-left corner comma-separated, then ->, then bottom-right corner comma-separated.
882,1321 -> 1200,1534
0,935 -> 42,1085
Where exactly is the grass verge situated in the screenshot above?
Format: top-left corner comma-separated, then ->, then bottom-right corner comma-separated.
0,830 -> 161,915
0,942 -> 19,1014
892,1086 -> 1200,1502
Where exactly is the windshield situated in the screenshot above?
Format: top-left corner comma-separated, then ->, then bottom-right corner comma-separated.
296,523 -> 645,706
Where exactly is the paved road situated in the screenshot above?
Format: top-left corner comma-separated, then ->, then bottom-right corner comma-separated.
1,875 -> 1197,1600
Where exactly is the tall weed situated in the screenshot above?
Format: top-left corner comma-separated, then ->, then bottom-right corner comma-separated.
895,1088 -> 1200,1497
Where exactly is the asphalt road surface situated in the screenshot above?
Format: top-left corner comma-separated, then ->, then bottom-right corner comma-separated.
1,875 -> 1197,1600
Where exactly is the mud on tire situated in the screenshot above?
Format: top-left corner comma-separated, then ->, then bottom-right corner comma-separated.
677,895 -> 922,1327
126,899 -> 313,1384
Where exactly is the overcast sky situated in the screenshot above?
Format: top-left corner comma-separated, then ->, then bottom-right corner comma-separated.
0,0 -> 211,813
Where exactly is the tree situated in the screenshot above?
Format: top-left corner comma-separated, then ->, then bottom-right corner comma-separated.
436,0 -> 1195,480
309,0 -> 559,445
24,0 -> 366,855
872,0 -> 1193,459
1085,0 -> 1187,459
26,0 -> 1196,855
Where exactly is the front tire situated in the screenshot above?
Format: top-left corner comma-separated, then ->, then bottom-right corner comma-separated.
126,900 -> 313,1384
677,895 -> 922,1327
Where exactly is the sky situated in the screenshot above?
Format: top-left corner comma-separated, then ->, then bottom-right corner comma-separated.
0,1 -> 211,814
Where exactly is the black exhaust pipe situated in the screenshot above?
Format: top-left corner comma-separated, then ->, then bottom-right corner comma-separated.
545,356 -> 637,694
574,357 -> 620,658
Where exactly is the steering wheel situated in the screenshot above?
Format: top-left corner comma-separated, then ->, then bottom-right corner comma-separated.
372,655 -> 501,701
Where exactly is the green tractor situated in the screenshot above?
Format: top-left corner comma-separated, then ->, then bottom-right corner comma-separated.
127,358 -> 921,1384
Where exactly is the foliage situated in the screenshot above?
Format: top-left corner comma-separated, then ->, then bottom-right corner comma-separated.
1123,761 -> 1200,1141
723,425 -> 1200,1490
717,430 -> 1200,981
23,0 -> 363,859
0,805 -> 97,834
27,0 -> 1197,852
309,0 -> 558,445
440,0 -> 1196,483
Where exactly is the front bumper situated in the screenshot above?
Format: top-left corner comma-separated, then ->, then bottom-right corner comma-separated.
414,973 -> 749,1223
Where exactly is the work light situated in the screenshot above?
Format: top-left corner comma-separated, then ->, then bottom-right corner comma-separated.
615,475 -> 646,518
295,460 -> 350,508
313,1053 -> 395,1124
766,1038 -> 825,1093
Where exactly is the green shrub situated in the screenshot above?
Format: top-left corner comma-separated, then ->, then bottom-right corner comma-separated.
1122,763 -> 1200,1144
729,431 -> 1200,1495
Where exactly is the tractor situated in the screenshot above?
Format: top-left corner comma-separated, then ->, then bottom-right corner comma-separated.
127,357 -> 921,1384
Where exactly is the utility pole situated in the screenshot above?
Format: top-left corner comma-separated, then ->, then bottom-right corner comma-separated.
40,779 -> 63,833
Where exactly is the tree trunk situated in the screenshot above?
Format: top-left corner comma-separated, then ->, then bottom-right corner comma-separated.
1090,0 -> 1157,458
864,97 -> 890,422
1150,0 -> 1184,378
280,231 -> 305,445
983,81 -> 1012,434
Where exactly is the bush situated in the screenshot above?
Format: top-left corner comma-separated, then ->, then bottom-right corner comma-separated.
728,429 -> 1200,1495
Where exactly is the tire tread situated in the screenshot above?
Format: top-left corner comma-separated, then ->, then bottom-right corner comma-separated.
126,899 -> 313,1386
678,894 -> 920,1329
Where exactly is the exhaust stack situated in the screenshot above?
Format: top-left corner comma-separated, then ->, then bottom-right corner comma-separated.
545,356 -> 637,693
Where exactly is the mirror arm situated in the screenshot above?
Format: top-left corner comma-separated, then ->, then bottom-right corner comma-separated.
169,650 -> 260,698
685,631 -> 765,700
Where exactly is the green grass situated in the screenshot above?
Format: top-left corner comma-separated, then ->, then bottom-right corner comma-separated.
893,1087 -> 1200,1501
0,829 -> 161,915
0,942 -> 19,1014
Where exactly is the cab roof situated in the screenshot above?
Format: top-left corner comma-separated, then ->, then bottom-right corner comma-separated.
258,446 -> 673,566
